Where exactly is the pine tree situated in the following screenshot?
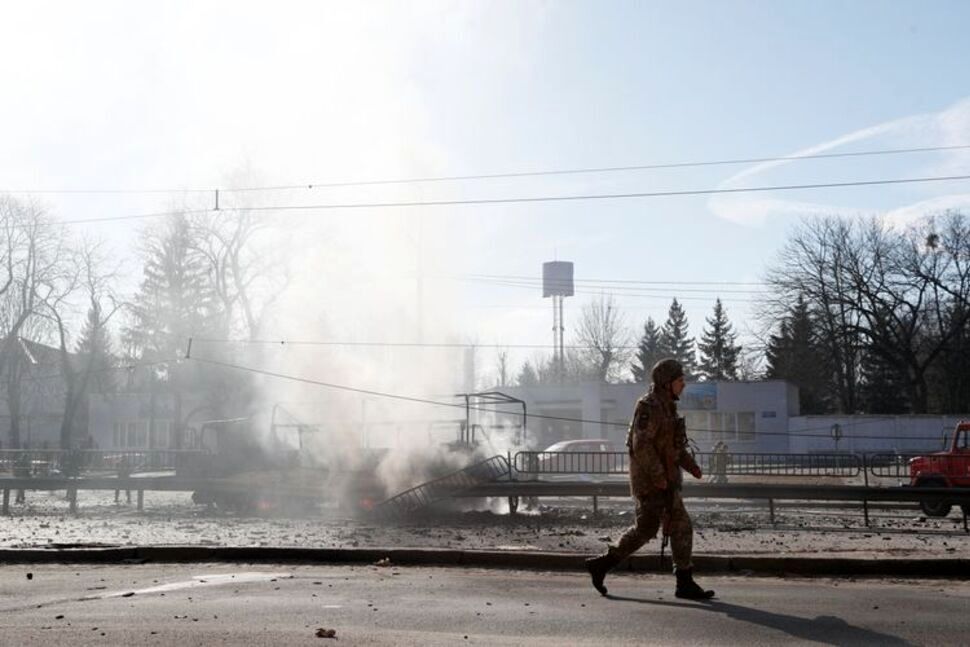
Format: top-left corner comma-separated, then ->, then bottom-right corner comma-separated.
516,360 -> 540,387
75,302 -> 116,394
859,348 -> 909,414
659,299 -> 696,378
698,299 -> 741,381
765,296 -> 829,413
123,213 -> 221,364
631,317 -> 664,383
122,213 -> 223,448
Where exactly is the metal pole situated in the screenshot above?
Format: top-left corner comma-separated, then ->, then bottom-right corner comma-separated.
558,296 -> 565,380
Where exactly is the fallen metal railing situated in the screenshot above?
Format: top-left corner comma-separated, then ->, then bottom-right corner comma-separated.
373,455 -> 511,519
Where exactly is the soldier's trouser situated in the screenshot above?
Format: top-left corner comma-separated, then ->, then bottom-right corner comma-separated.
613,489 -> 693,571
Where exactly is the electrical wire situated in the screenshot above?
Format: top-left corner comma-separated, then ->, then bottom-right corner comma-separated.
25,171 -> 970,228
456,273 -> 767,287
8,142 -> 970,195
458,275 -> 765,295
190,337 -> 639,350
466,277 -> 760,303
187,354 -> 951,444
19,359 -> 173,385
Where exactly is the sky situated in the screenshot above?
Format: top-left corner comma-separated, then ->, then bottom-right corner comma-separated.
1,1 -> 970,386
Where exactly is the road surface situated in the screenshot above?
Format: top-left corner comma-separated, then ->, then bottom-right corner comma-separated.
0,562 -> 965,645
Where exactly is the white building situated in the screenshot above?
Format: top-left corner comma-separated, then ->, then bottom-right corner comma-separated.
496,380 -> 798,453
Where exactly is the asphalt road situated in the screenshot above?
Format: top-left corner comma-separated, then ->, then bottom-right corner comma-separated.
0,563 -> 966,646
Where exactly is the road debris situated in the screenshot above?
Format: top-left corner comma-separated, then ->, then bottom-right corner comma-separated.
315,627 -> 337,638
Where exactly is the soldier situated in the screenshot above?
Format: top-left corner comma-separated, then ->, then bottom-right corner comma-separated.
709,441 -> 731,484
585,358 -> 714,599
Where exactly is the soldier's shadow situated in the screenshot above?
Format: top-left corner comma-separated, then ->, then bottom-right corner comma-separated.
604,594 -> 914,646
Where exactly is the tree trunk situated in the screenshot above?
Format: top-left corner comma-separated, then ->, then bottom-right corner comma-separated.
7,360 -> 22,449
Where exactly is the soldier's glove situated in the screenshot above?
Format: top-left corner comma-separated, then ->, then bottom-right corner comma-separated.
688,465 -> 703,480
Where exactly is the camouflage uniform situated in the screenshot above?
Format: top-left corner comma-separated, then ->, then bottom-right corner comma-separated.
586,357 -> 713,599
613,388 -> 699,570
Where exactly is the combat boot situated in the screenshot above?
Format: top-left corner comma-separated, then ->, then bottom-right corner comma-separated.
584,548 -> 621,596
674,568 -> 715,600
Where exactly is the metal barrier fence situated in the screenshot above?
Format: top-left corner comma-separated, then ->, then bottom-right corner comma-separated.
513,451 -> 628,474
0,449 -> 210,476
707,452 -> 863,477
866,453 -> 923,479
513,451 -> 862,478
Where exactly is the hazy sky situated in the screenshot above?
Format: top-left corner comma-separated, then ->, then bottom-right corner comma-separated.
2,1 -> 969,380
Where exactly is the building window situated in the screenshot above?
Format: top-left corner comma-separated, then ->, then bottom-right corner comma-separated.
738,412 -> 756,441
684,411 -> 709,439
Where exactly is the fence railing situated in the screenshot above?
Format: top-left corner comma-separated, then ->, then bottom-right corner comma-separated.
865,453 -> 924,479
0,449 -> 210,476
513,451 -> 863,478
513,451 -> 628,474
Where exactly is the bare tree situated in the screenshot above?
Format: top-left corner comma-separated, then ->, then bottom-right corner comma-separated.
189,206 -> 288,341
905,212 -> 970,411
494,348 -> 510,387
575,294 -> 632,383
764,212 -> 970,414
0,196 -> 64,448
764,217 -> 865,413
40,239 -> 124,449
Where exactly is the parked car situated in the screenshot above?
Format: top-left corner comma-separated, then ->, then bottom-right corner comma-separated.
533,439 -> 625,481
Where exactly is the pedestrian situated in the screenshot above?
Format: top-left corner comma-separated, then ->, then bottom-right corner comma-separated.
708,441 -> 730,484
585,358 -> 714,599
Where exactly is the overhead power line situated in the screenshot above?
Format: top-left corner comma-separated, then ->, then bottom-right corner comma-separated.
234,143 -> 970,192
7,143 -> 970,195
457,275 -> 765,295
191,337 -> 640,350
467,278 -> 759,303
40,172 -> 970,227
187,355 -> 949,443
457,273 -> 767,287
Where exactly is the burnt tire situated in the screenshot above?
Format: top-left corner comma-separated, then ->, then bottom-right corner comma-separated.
917,478 -> 952,517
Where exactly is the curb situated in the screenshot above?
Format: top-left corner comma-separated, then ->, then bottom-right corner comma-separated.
1,546 -> 969,578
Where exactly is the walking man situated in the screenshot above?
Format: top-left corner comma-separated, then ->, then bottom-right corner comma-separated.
585,358 -> 714,599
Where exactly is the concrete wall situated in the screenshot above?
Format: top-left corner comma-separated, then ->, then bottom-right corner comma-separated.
499,379 -> 798,452
787,414 -> 970,454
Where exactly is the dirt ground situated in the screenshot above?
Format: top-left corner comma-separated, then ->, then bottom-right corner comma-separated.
1,489 -> 967,559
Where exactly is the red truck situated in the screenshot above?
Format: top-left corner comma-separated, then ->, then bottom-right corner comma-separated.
909,420 -> 970,517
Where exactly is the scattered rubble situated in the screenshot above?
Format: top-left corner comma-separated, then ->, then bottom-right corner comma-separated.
0,489 -> 967,559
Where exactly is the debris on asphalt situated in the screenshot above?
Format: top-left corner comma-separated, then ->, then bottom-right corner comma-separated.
315,627 -> 337,638
374,557 -> 392,567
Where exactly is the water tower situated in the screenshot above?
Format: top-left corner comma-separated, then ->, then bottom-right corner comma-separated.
543,261 -> 574,380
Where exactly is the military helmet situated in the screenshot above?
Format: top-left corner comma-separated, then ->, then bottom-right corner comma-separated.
651,358 -> 685,387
